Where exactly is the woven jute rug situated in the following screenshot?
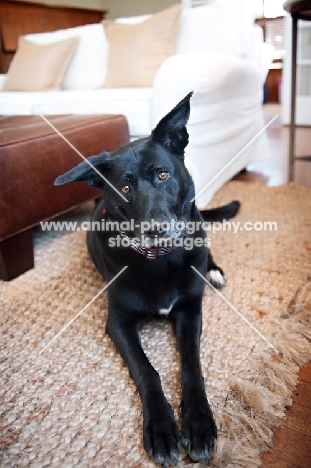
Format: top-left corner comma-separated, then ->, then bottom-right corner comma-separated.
1,181 -> 311,468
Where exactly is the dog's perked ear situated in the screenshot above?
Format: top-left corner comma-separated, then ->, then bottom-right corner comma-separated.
54,152 -> 112,188
151,91 -> 193,157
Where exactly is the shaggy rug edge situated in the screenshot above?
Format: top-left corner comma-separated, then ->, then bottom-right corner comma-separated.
212,282 -> 311,468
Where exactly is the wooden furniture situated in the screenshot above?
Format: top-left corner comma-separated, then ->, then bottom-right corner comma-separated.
283,0 -> 311,181
255,16 -> 285,104
0,0 -> 107,73
265,65 -> 282,103
0,114 -> 129,281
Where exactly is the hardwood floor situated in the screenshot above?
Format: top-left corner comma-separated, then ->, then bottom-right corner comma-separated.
233,106 -> 311,189
261,363 -> 311,468
234,105 -> 311,467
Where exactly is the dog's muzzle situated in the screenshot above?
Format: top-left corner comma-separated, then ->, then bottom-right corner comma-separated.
119,230 -> 175,261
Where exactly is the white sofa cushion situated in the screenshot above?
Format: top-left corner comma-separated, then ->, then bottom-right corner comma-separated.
0,88 -> 45,114
0,88 -> 153,137
25,24 -> 108,90
0,74 -> 6,89
115,14 -> 151,24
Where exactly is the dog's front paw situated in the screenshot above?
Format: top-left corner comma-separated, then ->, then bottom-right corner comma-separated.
206,268 -> 227,289
144,403 -> 181,466
181,400 -> 217,463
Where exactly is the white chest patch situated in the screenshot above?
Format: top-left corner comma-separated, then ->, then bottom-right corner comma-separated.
158,303 -> 174,316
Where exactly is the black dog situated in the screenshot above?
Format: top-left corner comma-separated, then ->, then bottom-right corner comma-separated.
55,93 -> 239,466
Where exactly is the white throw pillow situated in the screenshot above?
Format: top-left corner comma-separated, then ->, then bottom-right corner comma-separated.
176,3 -> 254,59
25,23 -> 108,90
102,5 -> 182,88
2,37 -> 79,91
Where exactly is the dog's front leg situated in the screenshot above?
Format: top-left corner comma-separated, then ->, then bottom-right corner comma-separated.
171,300 -> 217,463
106,314 -> 181,466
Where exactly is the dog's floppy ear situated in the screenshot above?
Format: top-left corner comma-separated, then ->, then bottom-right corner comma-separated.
54,152 -> 112,188
151,91 -> 193,156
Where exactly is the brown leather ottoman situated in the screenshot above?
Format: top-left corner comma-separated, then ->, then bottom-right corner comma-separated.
0,114 -> 129,280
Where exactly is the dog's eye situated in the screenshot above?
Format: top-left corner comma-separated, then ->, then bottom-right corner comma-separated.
158,171 -> 168,181
121,184 -> 130,194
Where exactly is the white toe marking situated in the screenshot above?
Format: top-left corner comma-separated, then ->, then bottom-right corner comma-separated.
207,269 -> 226,286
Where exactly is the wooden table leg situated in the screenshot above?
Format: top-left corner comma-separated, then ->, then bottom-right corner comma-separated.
289,16 -> 298,182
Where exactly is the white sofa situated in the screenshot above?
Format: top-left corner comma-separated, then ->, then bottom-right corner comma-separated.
0,3 -> 273,208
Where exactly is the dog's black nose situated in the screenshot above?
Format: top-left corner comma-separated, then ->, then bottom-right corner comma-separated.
139,216 -> 176,238
144,220 -> 166,238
